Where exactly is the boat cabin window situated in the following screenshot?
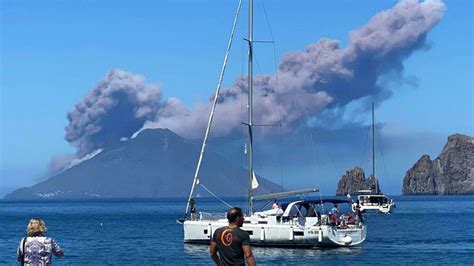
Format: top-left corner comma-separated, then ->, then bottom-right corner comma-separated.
360,196 -> 388,204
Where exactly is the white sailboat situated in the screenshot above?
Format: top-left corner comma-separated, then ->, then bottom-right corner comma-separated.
181,0 -> 366,247
352,102 -> 395,214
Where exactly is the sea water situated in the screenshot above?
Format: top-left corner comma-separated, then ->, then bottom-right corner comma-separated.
1,196 -> 473,265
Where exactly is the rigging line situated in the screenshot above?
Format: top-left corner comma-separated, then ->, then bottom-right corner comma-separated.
259,0 -> 282,124
306,116 -> 342,178
254,50 -> 264,75
280,124 -> 284,191
261,0 -> 284,190
375,125 -> 392,195
301,113 -> 324,212
271,43 -> 282,122
304,114 -> 319,186
184,0 -> 243,217
299,116 -> 319,193
241,122 -> 244,197
251,20 -> 281,127
317,125 -> 343,176
254,136 -> 267,184
252,45 -> 283,191
253,49 -> 279,124
359,124 -> 371,168
240,38 -> 245,198
296,97 -> 330,210
252,50 -> 282,186
261,0 -> 276,47
253,51 -> 281,128
199,183 -> 234,209
304,109 -> 325,210
261,0 -> 282,124
274,47 -> 283,192
272,33 -> 284,192
250,52 -> 269,184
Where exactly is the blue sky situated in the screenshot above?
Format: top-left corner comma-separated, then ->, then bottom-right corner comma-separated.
1,0 -> 472,196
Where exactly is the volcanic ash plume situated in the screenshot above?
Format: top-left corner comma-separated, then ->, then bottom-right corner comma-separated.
63,0 -> 445,158
65,69 -> 168,156
151,0 -> 445,137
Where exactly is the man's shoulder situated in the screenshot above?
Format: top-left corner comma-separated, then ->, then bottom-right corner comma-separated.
215,226 -> 227,232
233,227 -> 249,236
212,226 -> 227,238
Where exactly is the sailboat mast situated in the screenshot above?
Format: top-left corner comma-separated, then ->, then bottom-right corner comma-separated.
247,0 -> 254,215
371,102 -> 378,194
183,0 -> 243,219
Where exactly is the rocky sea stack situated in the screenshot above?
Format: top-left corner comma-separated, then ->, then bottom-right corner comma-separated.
336,167 -> 380,196
403,134 -> 474,195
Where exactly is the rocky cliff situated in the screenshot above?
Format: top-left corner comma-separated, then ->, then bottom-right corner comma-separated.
336,167 -> 380,196
403,134 -> 474,195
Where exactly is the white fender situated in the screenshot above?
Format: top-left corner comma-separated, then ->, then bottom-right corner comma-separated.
207,224 -> 212,238
289,228 -> 294,240
340,236 -> 352,245
318,228 -> 323,243
260,227 -> 265,241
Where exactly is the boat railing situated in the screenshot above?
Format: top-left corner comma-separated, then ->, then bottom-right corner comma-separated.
198,212 -> 226,221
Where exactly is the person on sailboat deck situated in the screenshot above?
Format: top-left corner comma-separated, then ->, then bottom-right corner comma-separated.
316,211 -> 322,225
190,197 -> 197,221
330,204 -> 339,226
210,207 -> 256,266
353,200 -> 364,223
272,199 -> 280,209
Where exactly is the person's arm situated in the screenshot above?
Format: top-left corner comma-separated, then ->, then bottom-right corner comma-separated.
243,245 -> 256,266
16,238 -> 23,262
51,239 -> 64,257
209,241 -> 220,265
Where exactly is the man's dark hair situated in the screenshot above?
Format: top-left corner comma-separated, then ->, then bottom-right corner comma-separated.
227,207 -> 243,223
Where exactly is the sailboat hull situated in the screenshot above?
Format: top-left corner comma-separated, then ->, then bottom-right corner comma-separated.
354,195 -> 396,214
183,220 -> 366,247
358,203 -> 395,214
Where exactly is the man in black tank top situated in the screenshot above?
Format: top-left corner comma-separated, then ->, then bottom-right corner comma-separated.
210,207 -> 256,266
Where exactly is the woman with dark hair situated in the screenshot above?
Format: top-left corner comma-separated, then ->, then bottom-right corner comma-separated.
17,218 -> 64,265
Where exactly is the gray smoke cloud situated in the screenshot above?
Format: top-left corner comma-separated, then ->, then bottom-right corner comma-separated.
65,69 -> 166,156
149,0 -> 445,137
63,0 -> 445,160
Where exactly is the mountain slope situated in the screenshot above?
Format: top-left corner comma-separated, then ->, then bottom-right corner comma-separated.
5,129 -> 282,199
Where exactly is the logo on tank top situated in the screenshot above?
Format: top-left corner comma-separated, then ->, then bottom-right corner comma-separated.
220,229 -> 233,246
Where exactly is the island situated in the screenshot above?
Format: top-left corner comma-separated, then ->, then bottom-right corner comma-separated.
335,167 -> 380,196
403,134 -> 473,195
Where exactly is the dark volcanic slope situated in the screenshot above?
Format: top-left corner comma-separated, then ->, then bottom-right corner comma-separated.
403,134 -> 474,195
5,129 -> 281,199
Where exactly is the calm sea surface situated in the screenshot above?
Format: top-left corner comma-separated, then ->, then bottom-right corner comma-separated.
1,196 -> 473,265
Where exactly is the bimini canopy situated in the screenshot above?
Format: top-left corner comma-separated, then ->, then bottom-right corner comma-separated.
280,198 -> 351,211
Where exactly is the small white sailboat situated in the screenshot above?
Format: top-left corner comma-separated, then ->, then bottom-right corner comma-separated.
352,103 -> 395,214
353,190 -> 395,214
181,0 -> 366,247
